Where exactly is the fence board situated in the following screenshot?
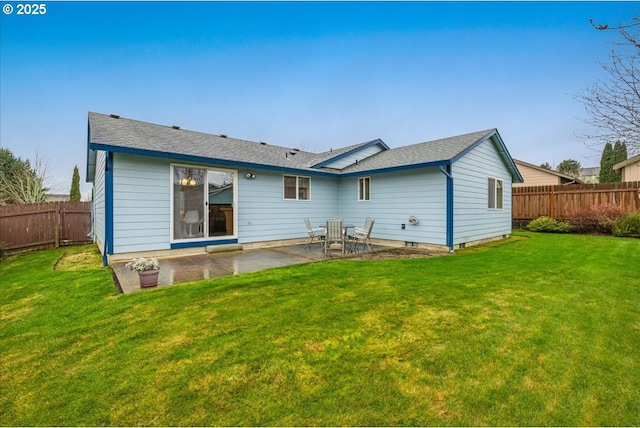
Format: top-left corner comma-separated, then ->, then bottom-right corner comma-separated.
512,181 -> 640,220
0,201 -> 92,253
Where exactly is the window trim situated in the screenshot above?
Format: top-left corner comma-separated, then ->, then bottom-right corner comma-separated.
169,163 -> 238,243
488,177 -> 504,210
283,174 -> 311,201
357,176 -> 371,201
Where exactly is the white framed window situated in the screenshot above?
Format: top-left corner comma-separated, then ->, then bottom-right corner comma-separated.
170,164 -> 237,241
488,177 -> 504,210
283,175 -> 310,200
358,177 -> 371,201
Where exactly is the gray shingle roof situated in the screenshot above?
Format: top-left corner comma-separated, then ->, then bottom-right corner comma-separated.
340,129 -> 496,174
88,112 -> 319,171
87,113 -> 517,180
308,139 -> 383,167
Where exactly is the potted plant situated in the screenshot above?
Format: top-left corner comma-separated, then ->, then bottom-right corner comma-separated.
125,257 -> 160,288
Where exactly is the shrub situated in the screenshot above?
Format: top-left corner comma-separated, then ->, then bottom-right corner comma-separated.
567,203 -> 626,234
0,241 -> 5,261
526,216 -> 572,233
612,212 -> 640,238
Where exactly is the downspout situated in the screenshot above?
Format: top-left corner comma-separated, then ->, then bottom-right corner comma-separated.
438,164 -> 454,252
103,151 -> 114,266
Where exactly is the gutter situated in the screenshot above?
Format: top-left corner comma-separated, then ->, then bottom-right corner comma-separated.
438,165 -> 454,252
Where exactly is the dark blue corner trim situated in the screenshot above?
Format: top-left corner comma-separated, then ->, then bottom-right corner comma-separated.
171,238 -> 238,250
103,151 -> 114,266
439,164 -> 454,251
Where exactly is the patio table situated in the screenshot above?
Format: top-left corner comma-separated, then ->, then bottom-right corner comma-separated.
320,222 -> 355,254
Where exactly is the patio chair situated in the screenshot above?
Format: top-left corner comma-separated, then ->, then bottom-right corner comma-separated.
323,218 -> 345,257
183,210 -> 203,237
304,218 -> 326,250
351,217 -> 375,253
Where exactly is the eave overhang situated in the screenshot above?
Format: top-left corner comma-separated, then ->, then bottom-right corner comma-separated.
87,141 -> 340,178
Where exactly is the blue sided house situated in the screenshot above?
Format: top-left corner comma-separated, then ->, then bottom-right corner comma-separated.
86,112 -> 523,265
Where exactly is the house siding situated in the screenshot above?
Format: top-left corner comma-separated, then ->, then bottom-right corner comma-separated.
452,138 -> 512,245
105,154 -> 344,253
338,168 -> 447,245
238,169 -> 339,243
621,159 -> 640,182
112,153 -> 171,253
92,150 -> 106,254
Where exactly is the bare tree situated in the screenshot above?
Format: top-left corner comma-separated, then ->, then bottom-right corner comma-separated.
576,18 -> 640,155
0,150 -> 51,204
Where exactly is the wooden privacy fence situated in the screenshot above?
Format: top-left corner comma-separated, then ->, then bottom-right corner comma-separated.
0,201 -> 92,254
512,181 -> 640,220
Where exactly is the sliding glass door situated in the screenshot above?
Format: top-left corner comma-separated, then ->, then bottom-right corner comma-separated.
172,165 -> 236,241
207,170 -> 235,237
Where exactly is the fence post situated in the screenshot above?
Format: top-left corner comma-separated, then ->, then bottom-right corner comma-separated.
550,186 -> 555,218
54,202 -> 60,248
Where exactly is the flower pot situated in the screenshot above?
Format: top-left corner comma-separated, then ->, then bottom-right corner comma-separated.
138,270 -> 159,288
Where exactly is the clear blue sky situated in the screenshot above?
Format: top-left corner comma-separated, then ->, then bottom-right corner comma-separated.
1,1 -> 637,197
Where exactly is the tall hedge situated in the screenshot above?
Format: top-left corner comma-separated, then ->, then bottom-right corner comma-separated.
69,165 -> 81,201
598,142 -> 616,183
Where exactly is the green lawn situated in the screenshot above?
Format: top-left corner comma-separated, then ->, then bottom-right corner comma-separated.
1,232 -> 639,426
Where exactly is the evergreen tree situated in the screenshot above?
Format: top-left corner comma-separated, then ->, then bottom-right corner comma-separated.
69,165 -> 81,201
613,141 -> 628,165
557,159 -> 581,178
598,143 -> 616,183
540,162 -> 552,170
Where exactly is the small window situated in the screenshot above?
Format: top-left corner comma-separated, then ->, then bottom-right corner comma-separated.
488,177 -> 504,209
283,175 -> 310,200
358,177 -> 371,201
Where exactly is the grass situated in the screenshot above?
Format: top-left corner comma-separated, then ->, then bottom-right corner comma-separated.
1,232 -> 639,426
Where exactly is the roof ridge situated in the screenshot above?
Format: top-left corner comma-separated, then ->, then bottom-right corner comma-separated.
397,128 -> 497,149
88,112 -> 317,154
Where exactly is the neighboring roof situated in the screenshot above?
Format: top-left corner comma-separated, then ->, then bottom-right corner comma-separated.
514,159 -> 584,184
580,166 -> 600,176
613,153 -> 640,171
46,194 -> 70,202
86,112 -> 522,183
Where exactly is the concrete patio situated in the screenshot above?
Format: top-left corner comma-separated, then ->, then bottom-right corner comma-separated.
111,243 -> 387,293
